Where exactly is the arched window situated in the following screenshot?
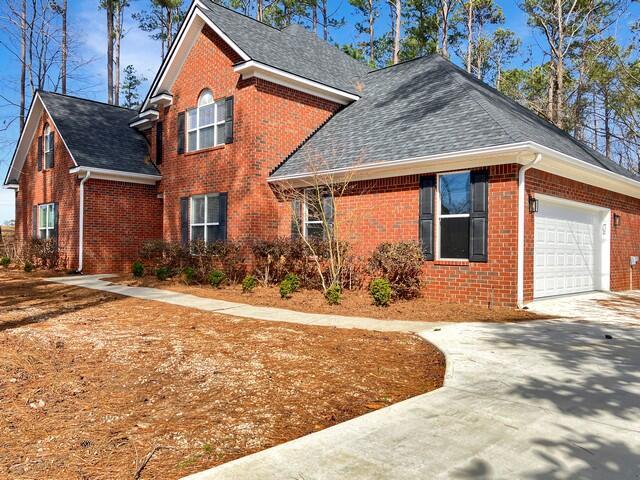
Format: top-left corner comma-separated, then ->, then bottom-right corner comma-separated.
43,124 -> 54,169
186,89 -> 226,152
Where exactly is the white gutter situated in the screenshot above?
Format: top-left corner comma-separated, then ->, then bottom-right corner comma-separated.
517,153 -> 542,307
77,171 -> 91,273
69,166 -> 161,185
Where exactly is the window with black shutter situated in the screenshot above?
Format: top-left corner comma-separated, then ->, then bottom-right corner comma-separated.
177,112 -> 185,154
188,193 -> 228,243
419,176 -> 435,260
37,136 -> 43,172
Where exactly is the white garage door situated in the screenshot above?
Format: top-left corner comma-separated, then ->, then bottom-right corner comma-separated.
534,198 -> 602,298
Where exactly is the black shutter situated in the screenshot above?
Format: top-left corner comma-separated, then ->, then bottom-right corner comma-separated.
291,199 -> 302,239
37,136 -> 43,171
48,133 -> 55,168
52,203 -> 59,245
217,193 -> 228,241
177,112 -> 185,154
224,97 -> 234,144
469,169 -> 489,262
32,205 -> 38,238
180,197 -> 189,245
156,121 -> 163,164
419,175 -> 435,260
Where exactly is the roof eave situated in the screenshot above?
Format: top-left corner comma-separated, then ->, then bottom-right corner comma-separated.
69,166 -> 161,185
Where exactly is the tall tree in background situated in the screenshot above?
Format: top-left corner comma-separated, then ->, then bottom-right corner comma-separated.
435,0 -> 460,58
489,28 -> 520,89
391,0 -> 401,64
51,0 -> 67,94
134,0 -> 185,59
402,0 -> 438,59
100,0 -> 115,104
459,0 -> 502,76
121,64 -> 146,108
350,0 -> 379,65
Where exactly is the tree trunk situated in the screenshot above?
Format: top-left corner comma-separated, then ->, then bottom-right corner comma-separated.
20,0 -> 26,129
114,2 -> 123,106
166,7 -> 173,52
368,0 -> 375,64
312,1 -> 317,34
321,0 -> 328,40
257,0 -> 263,21
466,0 -> 473,73
393,0 -> 401,64
107,2 -> 114,104
554,0 -> 564,126
61,0 -> 67,94
604,90 -> 611,158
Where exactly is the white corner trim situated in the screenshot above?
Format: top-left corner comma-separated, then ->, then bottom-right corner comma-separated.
149,93 -> 173,107
78,170 -> 91,273
234,60 -> 359,105
69,166 -> 161,185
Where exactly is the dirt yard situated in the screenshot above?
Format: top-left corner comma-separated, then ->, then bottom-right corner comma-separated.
115,275 -> 542,323
0,271 -> 445,479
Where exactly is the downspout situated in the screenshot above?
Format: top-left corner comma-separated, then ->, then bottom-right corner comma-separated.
77,171 -> 91,273
517,153 -> 542,308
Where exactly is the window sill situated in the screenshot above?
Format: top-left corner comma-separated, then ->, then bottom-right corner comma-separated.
183,145 -> 225,157
433,259 -> 470,266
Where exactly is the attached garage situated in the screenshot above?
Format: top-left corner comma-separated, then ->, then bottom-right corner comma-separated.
533,195 -> 611,299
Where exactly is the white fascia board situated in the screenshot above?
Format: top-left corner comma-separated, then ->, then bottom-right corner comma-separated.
130,118 -> 154,130
268,141 -> 640,199
3,183 -> 19,190
234,60 -> 360,105
149,93 -> 173,107
141,2 -> 250,112
139,109 -> 159,119
4,92 -> 78,185
69,166 -> 161,185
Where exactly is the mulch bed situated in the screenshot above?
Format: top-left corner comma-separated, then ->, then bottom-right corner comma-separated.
114,275 -> 543,323
0,271 -> 445,479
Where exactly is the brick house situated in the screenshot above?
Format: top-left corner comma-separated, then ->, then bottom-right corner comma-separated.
4,0 -> 639,307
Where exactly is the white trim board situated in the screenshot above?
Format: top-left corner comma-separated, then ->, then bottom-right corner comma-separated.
69,167 -> 161,185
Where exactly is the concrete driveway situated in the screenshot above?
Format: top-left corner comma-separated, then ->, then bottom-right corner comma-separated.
185,291 -> 640,480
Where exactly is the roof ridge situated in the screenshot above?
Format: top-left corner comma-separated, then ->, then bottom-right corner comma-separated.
439,58 -> 519,144
366,53 -> 440,75
39,90 -> 135,112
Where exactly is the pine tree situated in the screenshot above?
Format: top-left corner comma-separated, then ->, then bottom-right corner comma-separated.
121,65 -> 146,109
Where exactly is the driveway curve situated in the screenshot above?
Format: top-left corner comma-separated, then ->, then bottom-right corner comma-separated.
185,292 -> 640,480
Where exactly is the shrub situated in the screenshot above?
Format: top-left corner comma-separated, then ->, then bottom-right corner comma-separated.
182,266 -> 196,285
242,275 -> 258,293
279,273 -> 300,299
208,270 -> 227,288
28,238 -> 58,269
325,284 -> 342,305
24,261 -> 34,273
370,278 -> 392,307
369,242 -> 423,299
156,266 -> 170,281
0,256 -> 9,268
132,261 -> 145,278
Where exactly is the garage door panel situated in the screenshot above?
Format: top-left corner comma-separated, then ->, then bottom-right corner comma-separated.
534,199 -> 600,298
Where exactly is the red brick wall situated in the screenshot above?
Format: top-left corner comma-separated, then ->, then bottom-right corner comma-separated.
335,165 -> 520,307
83,179 -> 163,273
524,168 -> 640,301
14,109 -> 80,270
154,26 -> 340,246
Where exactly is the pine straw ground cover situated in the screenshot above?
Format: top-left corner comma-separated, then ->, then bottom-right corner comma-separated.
0,271 -> 444,479
115,275 -> 543,323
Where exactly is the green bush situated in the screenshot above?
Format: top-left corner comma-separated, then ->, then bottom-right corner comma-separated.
0,256 -> 10,268
242,275 -> 258,293
156,266 -> 170,281
370,278 -> 392,307
182,266 -> 196,284
369,242 -> 423,299
24,261 -> 34,273
208,270 -> 227,288
132,261 -> 145,278
279,272 -> 300,299
325,284 -> 342,305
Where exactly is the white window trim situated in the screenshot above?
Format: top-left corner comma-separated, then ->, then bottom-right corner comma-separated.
302,189 -> 327,240
186,91 -> 226,153
436,170 -> 471,261
189,194 -> 220,243
43,125 -> 52,169
38,203 -> 55,240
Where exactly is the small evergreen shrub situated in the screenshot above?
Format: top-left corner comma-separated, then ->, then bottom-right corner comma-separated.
279,272 -> 300,299
208,270 -> 227,288
156,266 -> 170,281
325,284 -> 342,305
0,256 -> 10,268
182,266 -> 196,284
242,275 -> 258,293
370,278 -> 392,307
132,261 -> 145,278
24,261 -> 34,273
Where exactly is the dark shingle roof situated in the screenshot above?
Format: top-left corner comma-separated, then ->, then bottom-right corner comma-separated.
271,55 -> 639,182
198,0 -> 370,94
40,92 -> 157,176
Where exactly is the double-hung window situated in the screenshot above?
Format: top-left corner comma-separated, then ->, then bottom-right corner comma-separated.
438,172 -> 471,259
303,190 -> 333,240
186,90 -> 226,152
190,194 -> 224,243
38,203 -> 55,239
43,124 -> 54,169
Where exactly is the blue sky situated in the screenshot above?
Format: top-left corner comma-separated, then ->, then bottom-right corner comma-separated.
0,0 -> 637,224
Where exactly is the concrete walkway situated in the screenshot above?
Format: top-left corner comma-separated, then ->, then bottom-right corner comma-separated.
46,276 -> 640,479
45,275 -> 440,333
